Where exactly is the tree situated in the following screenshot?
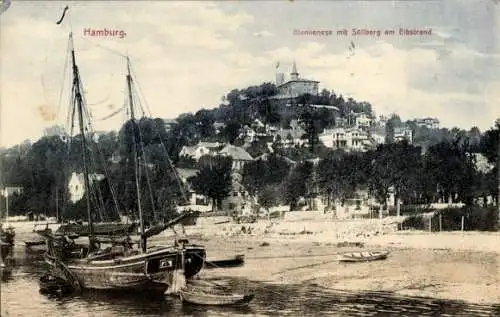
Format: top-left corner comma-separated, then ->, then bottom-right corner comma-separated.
283,161 -> 313,211
258,185 -> 279,219
479,120 -> 500,216
188,155 -> 233,211
222,121 -> 241,145
194,109 -> 216,138
385,114 -> 401,143
424,136 -> 478,206
299,109 -> 322,153
242,159 -> 268,197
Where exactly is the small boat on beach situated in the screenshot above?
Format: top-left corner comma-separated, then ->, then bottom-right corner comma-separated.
338,250 -> 390,262
204,254 -> 245,269
180,290 -> 254,306
179,284 -> 254,306
25,240 -> 46,249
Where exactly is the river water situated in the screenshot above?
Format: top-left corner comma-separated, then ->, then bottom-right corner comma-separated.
1,245 -> 499,317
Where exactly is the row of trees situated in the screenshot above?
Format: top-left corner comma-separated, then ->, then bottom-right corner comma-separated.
236,121 -> 499,215
0,118 -> 188,222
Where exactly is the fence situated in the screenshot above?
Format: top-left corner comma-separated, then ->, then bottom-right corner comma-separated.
400,206 -> 498,232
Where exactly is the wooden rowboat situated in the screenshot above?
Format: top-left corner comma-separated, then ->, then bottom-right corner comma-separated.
338,250 -> 390,262
179,287 -> 254,306
179,280 -> 254,306
204,254 -> 245,269
25,240 -> 46,247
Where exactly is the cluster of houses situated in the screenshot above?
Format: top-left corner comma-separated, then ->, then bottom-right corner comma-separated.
173,113 -> 418,217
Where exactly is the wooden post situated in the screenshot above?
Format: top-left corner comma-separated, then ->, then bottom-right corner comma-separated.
461,216 -> 464,232
429,217 -> 432,232
439,214 -> 442,232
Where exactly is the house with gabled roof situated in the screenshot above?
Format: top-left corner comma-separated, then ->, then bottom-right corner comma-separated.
218,144 -> 254,170
68,172 -> 105,203
179,142 -> 223,161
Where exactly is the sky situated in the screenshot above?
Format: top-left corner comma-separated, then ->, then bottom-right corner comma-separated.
0,0 -> 499,147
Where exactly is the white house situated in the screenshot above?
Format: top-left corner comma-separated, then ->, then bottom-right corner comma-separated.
354,113 -> 373,130
394,126 -> 413,143
175,168 -> 209,206
368,127 -> 386,146
163,119 -> 178,132
273,120 -> 306,148
415,117 -> 440,129
218,144 -> 254,170
322,127 -> 371,152
179,142 -> 222,161
68,172 -> 105,203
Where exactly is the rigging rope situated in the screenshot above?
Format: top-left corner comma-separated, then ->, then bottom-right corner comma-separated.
82,109 -> 122,221
128,81 -> 158,221
136,119 -> 158,222
94,105 -> 125,122
77,35 -> 127,59
128,66 -> 189,205
57,37 -> 70,126
73,69 -> 122,222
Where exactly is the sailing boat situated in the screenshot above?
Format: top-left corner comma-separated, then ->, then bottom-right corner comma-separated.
42,30 -> 206,293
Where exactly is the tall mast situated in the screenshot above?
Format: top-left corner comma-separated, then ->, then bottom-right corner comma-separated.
126,57 -> 146,252
69,32 -> 95,246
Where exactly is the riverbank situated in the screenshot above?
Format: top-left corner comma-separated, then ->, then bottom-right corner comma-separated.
155,212 -> 500,305
5,214 -> 500,305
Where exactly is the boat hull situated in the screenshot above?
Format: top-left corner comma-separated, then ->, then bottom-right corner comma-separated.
180,291 -> 254,306
44,245 -> 206,292
338,251 -> 390,262
56,223 -> 137,236
204,254 -> 244,269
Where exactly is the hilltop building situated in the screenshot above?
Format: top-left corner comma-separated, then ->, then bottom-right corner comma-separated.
274,61 -> 319,99
415,117 -> 440,129
43,125 -> 66,138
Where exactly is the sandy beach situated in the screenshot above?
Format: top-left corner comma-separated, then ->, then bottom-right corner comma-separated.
6,211 -> 500,305
152,211 -> 500,305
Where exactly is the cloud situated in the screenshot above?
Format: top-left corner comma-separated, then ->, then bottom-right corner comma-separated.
253,30 -> 273,38
0,0 -> 498,147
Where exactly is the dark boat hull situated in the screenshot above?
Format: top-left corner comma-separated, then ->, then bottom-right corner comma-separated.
204,255 -> 244,269
44,245 -> 206,292
55,223 -> 137,236
25,240 -> 46,247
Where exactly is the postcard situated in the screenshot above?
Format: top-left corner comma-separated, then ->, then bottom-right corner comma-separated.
1,1 -> 499,316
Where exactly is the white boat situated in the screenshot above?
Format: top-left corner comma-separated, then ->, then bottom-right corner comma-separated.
179,285 -> 254,306
338,250 -> 390,262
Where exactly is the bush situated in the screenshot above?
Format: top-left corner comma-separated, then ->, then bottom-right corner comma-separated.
401,215 -> 426,230
401,206 -> 498,232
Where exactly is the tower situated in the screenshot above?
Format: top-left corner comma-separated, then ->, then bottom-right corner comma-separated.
276,72 -> 285,86
290,60 -> 299,80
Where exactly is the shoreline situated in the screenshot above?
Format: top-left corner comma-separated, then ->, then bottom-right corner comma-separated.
167,215 -> 500,305
184,233 -> 500,305
5,217 -> 500,305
